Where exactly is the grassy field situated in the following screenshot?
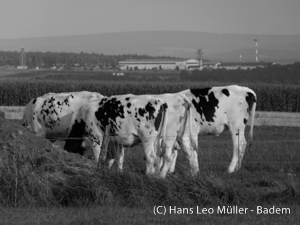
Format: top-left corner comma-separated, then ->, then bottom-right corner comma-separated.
1,118 -> 300,224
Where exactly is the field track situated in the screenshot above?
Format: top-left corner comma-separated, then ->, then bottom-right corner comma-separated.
1,106 -> 300,127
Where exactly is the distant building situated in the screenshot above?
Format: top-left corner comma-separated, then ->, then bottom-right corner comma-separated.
119,59 -> 220,71
17,66 -> 28,69
181,59 -> 219,71
218,62 -> 271,70
183,59 -> 200,70
119,59 -> 182,70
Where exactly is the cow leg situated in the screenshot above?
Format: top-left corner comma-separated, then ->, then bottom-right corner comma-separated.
142,141 -> 157,175
228,129 -> 247,173
166,140 -> 190,173
92,141 -> 102,163
114,145 -> 125,172
167,142 -> 180,173
159,147 -> 173,178
159,139 -> 177,178
237,135 -> 247,170
106,159 -> 115,169
105,143 -> 125,172
167,149 -> 178,174
178,137 -> 199,176
106,142 -> 116,169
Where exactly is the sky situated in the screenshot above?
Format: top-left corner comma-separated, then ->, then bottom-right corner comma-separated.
1,0 -> 300,39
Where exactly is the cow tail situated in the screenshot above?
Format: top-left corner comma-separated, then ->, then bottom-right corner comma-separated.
179,93 -> 196,151
248,93 -> 257,152
156,103 -> 168,160
187,101 -> 197,151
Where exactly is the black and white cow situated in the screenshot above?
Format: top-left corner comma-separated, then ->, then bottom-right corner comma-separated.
64,94 -> 170,175
104,93 -> 198,178
22,91 -> 103,144
176,85 -> 257,173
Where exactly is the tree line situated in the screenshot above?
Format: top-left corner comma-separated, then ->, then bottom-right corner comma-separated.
0,51 -> 181,69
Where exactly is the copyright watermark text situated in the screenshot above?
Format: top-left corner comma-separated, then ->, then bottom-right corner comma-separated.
153,206 -> 291,215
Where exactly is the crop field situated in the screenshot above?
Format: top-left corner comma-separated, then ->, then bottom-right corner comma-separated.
0,69 -> 300,224
1,69 -> 300,112
0,79 -> 300,113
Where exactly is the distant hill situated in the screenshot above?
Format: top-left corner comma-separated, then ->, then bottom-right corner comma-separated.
0,31 -> 299,62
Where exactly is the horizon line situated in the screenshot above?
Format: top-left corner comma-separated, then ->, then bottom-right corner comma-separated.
1,30 -> 300,40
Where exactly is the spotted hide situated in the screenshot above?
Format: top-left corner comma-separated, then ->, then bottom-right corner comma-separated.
64,94 -> 169,175
22,91 -> 103,145
105,93 -> 198,178
177,85 -> 257,173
